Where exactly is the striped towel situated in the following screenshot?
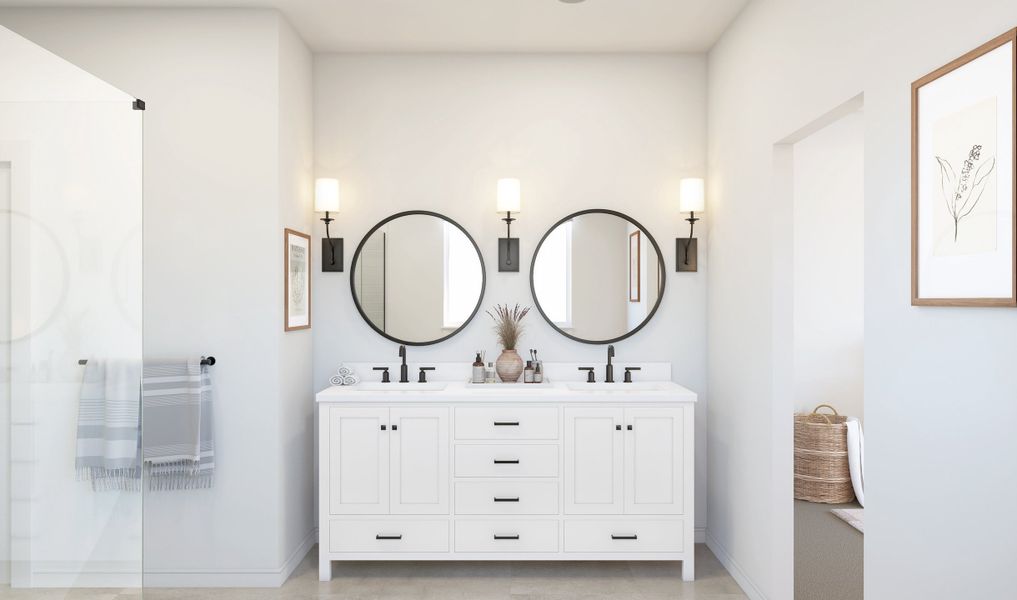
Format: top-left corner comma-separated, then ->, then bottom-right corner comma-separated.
76,359 -> 143,491
142,360 -> 215,490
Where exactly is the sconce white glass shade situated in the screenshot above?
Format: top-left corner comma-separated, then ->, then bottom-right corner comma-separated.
679,178 -> 705,213
496,178 -> 521,213
315,178 -> 340,213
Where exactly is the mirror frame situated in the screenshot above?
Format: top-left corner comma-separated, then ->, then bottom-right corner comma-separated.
349,210 -> 487,346
529,208 -> 666,345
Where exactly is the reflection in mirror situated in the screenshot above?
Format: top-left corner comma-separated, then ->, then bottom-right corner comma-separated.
531,210 -> 664,344
351,212 -> 485,345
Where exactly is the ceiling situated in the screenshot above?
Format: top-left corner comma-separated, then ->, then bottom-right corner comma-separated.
0,0 -> 750,52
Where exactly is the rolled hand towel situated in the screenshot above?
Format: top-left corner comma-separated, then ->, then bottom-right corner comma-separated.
336,365 -> 353,377
342,374 -> 359,386
329,375 -> 344,386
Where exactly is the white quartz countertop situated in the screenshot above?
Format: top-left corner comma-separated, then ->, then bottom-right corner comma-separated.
316,379 -> 697,403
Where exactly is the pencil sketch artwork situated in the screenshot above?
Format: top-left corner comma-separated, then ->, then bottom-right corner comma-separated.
932,97 -> 998,256
290,243 -> 307,316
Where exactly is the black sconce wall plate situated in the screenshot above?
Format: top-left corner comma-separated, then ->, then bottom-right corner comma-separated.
498,238 -> 520,272
676,238 -> 698,272
322,238 -> 344,272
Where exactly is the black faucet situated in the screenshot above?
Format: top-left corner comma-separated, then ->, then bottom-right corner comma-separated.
398,345 -> 409,383
605,345 -> 615,383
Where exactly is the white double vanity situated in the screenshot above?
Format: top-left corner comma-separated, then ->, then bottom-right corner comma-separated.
316,372 -> 696,582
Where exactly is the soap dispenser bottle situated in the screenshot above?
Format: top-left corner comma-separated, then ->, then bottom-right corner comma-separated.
485,362 -> 496,384
471,352 -> 485,384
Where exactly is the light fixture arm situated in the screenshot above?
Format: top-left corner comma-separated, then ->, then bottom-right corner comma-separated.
502,211 -> 516,266
321,211 -> 336,265
683,211 -> 699,265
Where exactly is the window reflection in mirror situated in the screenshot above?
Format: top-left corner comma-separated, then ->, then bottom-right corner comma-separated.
352,212 -> 484,345
531,211 -> 663,344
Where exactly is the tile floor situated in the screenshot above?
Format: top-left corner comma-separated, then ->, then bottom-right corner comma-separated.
1,544 -> 747,600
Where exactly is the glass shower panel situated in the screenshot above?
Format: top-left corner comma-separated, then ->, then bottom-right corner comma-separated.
1,36 -> 144,597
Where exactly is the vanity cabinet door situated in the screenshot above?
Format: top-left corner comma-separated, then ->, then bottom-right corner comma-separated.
565,407 -> 624,514
329,407 -> 390,515
390,407 -> 449,515
623,408 -> 684,515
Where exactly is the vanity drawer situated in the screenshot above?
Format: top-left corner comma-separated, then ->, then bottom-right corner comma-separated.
454,520 -> 559,553
564,519 -> 684,553
328,519 -> 449,553
455,407 -> 559,440
455,444 -> 559,477
455,480 -> 559,515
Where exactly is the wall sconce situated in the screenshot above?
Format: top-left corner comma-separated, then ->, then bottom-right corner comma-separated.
676,178 -> 704,272
497,178 -> 521,272
315,178 -> 343,272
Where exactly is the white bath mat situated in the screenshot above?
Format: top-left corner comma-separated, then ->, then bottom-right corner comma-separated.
831,508 -> 864,533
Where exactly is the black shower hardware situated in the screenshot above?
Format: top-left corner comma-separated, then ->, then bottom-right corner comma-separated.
605,345 -> 615,383
624,366 -> 641,383
78,356 -> 216,366
578,367 -> 595,383
373,367 -> 391,383
418,367 -> 435,383
398,345 -> 409,383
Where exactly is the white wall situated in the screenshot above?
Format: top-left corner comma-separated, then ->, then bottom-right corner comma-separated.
313,53 -> 709,532
276,16 -> 315,578
707,1 -> 1017,599
0,9 -> 315,586
792,110 -> 864,421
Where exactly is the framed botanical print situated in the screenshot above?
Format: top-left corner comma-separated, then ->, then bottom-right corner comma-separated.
912,29 -> 1017,306
629,230 -> 641,303
284,228 -> 311,330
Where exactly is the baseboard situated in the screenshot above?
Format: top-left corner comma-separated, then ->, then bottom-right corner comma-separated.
144,528 -> 317,588
705,530 -> 768,600
13,560 -> 141,589
695,527 -> 706,544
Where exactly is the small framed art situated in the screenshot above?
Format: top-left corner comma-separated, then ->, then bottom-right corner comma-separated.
285,228 -> 311,330
912,29 -> 1017,306
629,230 -> 641,303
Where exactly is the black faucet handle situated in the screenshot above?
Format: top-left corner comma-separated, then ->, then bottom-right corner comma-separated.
578,367 -> 596,383
418,367 -> 436,383
373,367 -> 390,383
623,367 -> 641,383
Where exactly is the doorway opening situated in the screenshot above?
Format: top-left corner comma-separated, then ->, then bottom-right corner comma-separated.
774,95 -> 865,600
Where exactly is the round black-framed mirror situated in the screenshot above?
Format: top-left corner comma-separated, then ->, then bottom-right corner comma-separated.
350,210 -> 486,346
529,209 -> 666,345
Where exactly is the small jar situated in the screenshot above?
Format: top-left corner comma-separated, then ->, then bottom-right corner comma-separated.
485,362 -> 497,384
523,361 -> 535,383
533,360 -> 543,383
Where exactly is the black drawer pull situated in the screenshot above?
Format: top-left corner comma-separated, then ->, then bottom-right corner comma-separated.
493,459 -> 520,464
611,534 -> 638,540
493,496 -> 520,502
493,534 -> 520,540
376,534 -> 402,540
493,421 -> 520,426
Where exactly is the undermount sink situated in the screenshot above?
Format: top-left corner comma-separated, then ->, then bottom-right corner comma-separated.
354,382 -> 448,392
566,382 -> 676,392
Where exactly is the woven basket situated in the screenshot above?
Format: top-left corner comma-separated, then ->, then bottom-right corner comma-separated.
794,404 -> 855,504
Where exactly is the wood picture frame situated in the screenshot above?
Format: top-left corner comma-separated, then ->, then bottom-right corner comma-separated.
284,228 -> 311,330
911,29 -> 1017,306
629,230 -> 641,303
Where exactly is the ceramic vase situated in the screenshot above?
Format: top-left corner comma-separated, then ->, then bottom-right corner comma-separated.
495,348 -> 524,383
